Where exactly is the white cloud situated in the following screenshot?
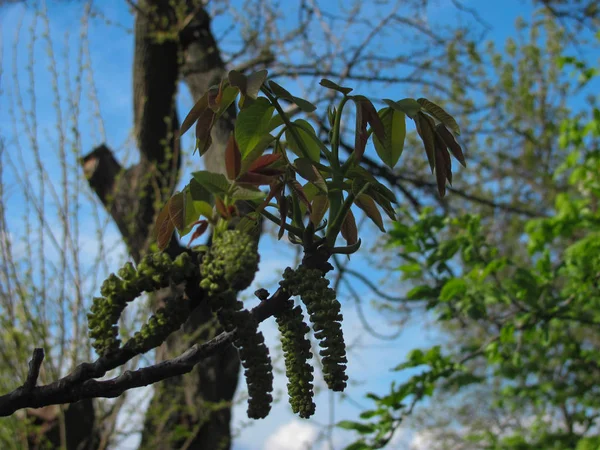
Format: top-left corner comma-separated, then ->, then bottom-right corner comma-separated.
264,421 -> 319,450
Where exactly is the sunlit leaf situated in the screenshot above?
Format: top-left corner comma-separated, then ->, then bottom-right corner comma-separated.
235,97 -> 275,158
373,107 -> 406,169
192,171 -> 231,195
239,133 -> 276,174
286,120 -> 322,163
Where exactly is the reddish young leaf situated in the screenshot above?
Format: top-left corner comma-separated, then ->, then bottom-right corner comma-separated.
188,220 -> 209,246
434,147 -> 447,198
435,123 -> 466,168
248,153 -> 282,173
155,202 -> 175,250
278,196 -> 288,240
310,194 -> 329,226
289,180 -> 312,213
255,181 -> 284,216
168,192 -> 185,231
340,209 -> 358,245
225,135 -> 241,180
415,112 -> 436,173
354,101 -> 369,161
180,93 -> 208,137
237,172 -> 277,186
215,197 -> 230,219
355,194 -> 385,232
195,108 -> 216,156
208,86 -> 220,110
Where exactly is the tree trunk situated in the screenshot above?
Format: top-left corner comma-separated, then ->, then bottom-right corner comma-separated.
80,2 -> 241,449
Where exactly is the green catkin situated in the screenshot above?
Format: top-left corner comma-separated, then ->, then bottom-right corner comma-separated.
200,230 -> 273,419
88,252 -> 194,356
274,298 -> 316,418
280,266 -> 348,392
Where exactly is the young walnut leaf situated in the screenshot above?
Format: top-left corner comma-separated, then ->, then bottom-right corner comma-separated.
289,180 -> 312,213
155,201 -> 175,250
352,96 -> 385,162
195,108 -> 216,156
294,158 -> 327,193
340,209 -> 358,245
434,146 -> 448,198
168,192 -> 185,231
383,98 -> 422,119
269,80 -> 317,112
319,78 -> 353,95
310,194 -> 329,226
435,123 -> 466,168
417,98 -> 461,135
225,135 -> 241,180
415,112 -> 437,173
180,92 -> 208,137
373,107 -> 406,169
235,98 -> 275,158
355,194 -> 385,232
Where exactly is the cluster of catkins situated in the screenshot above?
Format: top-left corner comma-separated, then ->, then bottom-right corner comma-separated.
199,230 -> 274,419
277,265 -> 348,417
88,252 -> 195,356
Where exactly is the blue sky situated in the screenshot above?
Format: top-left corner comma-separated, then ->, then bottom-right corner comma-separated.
0,1 -> 595,449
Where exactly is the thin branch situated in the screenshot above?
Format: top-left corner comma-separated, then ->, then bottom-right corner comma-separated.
0,283 -> 293,416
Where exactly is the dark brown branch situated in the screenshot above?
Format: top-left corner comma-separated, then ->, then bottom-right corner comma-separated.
0,284 -> 292,417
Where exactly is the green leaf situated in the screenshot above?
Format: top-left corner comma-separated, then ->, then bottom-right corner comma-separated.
320,78 -> 353,94
337,421 -> 376,434
231,185 -> 266,201
286,119 -> 322,162
383,98 -> 422,119
355,194 -> 385,232
439,278 -> 467,301
239,134 -> 276,174
294,157 -> 328,193
292,96 -> 317,112
373,107 -> 406,169
310,194 -> 329,226
235,97 -> 275,158
407,285 -> 436,300
417,98 -> 461,135
191,171 -> 231,196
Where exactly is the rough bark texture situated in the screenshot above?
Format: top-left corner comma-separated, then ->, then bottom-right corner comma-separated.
79,1 -> 240,449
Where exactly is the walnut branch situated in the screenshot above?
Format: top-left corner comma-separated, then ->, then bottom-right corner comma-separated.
0,285 -> 292,417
